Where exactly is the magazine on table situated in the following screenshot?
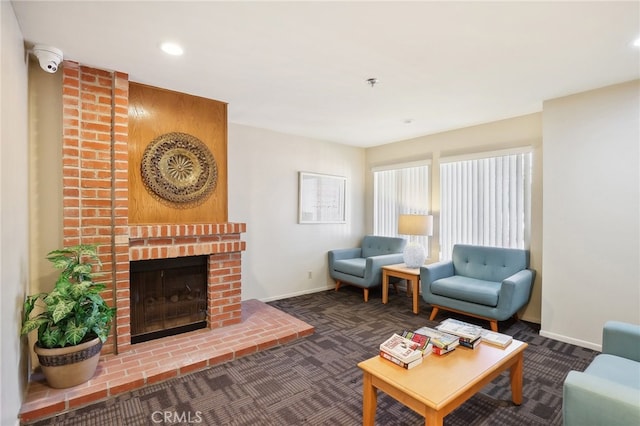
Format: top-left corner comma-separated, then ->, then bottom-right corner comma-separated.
436,318 -> 483,341
436,318 -> 513,348
413,326 -> 459,350
480,330 -> 513,348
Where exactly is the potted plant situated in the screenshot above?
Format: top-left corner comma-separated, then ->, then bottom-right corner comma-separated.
21,244 -> 116,388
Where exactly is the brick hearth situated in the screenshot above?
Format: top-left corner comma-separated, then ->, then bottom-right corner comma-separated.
20,300 -> 315,423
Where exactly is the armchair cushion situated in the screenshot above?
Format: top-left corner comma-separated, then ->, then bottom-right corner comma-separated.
584,354 -> 640,390
430,276 -> 501,307
333,258 -> 366,278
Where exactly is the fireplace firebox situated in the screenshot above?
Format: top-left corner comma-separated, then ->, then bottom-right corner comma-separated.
130,256 -> 208,344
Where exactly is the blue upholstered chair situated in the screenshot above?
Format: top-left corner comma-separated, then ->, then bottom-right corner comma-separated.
328,235 -> 406,302
421,244 -> 535,331
563,321 -> 640,426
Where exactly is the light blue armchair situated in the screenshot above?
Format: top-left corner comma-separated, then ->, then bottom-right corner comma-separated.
420,244 -> 535,331
563,321 -> 640,426
328,235 -> 406,302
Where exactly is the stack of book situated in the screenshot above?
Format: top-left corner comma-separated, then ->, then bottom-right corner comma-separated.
436,318 -> 483,349
379,332 -> 432,369
436,318 -> 513,348
414,326 -> 460,355
400,330 -> 433,357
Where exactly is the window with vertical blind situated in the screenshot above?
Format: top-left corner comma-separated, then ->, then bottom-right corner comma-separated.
439,149 -> 532,261
373,161 -> 430,254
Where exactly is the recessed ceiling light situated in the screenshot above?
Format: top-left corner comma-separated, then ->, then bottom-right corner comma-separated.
634,37 -> 640,47
160,42 -> 184,56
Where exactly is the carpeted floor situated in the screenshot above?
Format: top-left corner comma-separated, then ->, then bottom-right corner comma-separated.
28,287 -> 597,425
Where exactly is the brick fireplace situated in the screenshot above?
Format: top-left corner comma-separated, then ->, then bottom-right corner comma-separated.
128,223 -> 246,344
61,61 -> 246,355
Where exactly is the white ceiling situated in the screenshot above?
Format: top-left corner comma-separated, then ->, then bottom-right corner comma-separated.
11,1 -> 640,147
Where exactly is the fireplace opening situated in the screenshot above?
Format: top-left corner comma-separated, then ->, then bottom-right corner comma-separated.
130,255 -> 208,344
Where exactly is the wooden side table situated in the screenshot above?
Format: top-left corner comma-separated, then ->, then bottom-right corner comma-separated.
382,263 -> 421,314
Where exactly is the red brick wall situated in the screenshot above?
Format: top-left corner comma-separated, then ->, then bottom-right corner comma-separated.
62,62 -> 129,355
61,62 -> 245,355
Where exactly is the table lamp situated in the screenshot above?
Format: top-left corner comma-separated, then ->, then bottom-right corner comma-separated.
398,214 -> 433,268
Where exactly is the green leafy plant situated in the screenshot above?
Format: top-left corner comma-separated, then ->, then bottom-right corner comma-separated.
21,244 -> 116,348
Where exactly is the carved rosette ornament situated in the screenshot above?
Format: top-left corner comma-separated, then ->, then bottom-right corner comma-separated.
141,132 -> 217,207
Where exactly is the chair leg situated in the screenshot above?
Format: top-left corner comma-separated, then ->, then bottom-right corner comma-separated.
489,320 -> 498,332
335,280 -> 341,292
363,288 -> 369,302
429,307 -> 439,321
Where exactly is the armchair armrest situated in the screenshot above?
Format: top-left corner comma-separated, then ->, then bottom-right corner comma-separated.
367,252 -> 405,266
420,261 -> 454,286
603,321 -> 640,362
365,253 -> 405,275
563,370 -> 640,426
498,269 -> 535,309
328,248 -> 362,264
357,253 -> 404,287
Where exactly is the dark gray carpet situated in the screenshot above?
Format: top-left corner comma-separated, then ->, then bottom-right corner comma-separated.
27,286 -> 597,425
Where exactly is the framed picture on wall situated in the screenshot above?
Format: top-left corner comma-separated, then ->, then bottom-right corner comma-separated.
298,172 -> 347,224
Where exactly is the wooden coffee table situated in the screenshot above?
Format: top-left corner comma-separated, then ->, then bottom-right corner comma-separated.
382,263 -> 421,314
357,339 -> 527,426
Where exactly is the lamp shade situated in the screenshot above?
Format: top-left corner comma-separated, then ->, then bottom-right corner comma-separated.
398,214 -> 433,236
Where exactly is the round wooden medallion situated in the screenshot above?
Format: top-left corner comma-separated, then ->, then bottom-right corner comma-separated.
141,132 -> 217,206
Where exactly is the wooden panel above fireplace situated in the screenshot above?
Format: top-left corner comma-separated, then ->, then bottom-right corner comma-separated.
128,82 -> 228,224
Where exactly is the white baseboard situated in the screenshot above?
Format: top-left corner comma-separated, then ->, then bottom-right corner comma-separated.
540,329 -> 601,351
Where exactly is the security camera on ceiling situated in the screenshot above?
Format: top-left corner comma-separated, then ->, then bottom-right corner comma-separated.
33,44 -> 63,73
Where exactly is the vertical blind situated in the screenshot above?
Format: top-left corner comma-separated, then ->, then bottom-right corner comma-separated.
439,151 -> 532,260
373,162 -> 430,252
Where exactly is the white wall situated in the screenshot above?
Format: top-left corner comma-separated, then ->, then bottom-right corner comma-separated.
228,123 -> 366,301
25,59 -> 63,368
1,2 -> 30,425
29,59 -> 63,295
365,114 -> 544,323
541,80 -> 640,350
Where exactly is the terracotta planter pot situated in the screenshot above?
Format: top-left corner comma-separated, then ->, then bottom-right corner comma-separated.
34,337 -> 102,388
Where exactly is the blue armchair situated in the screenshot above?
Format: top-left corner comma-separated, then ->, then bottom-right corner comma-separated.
420,244 -> 535,331
328,235 -> 406,302
563,321 -> 640,426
